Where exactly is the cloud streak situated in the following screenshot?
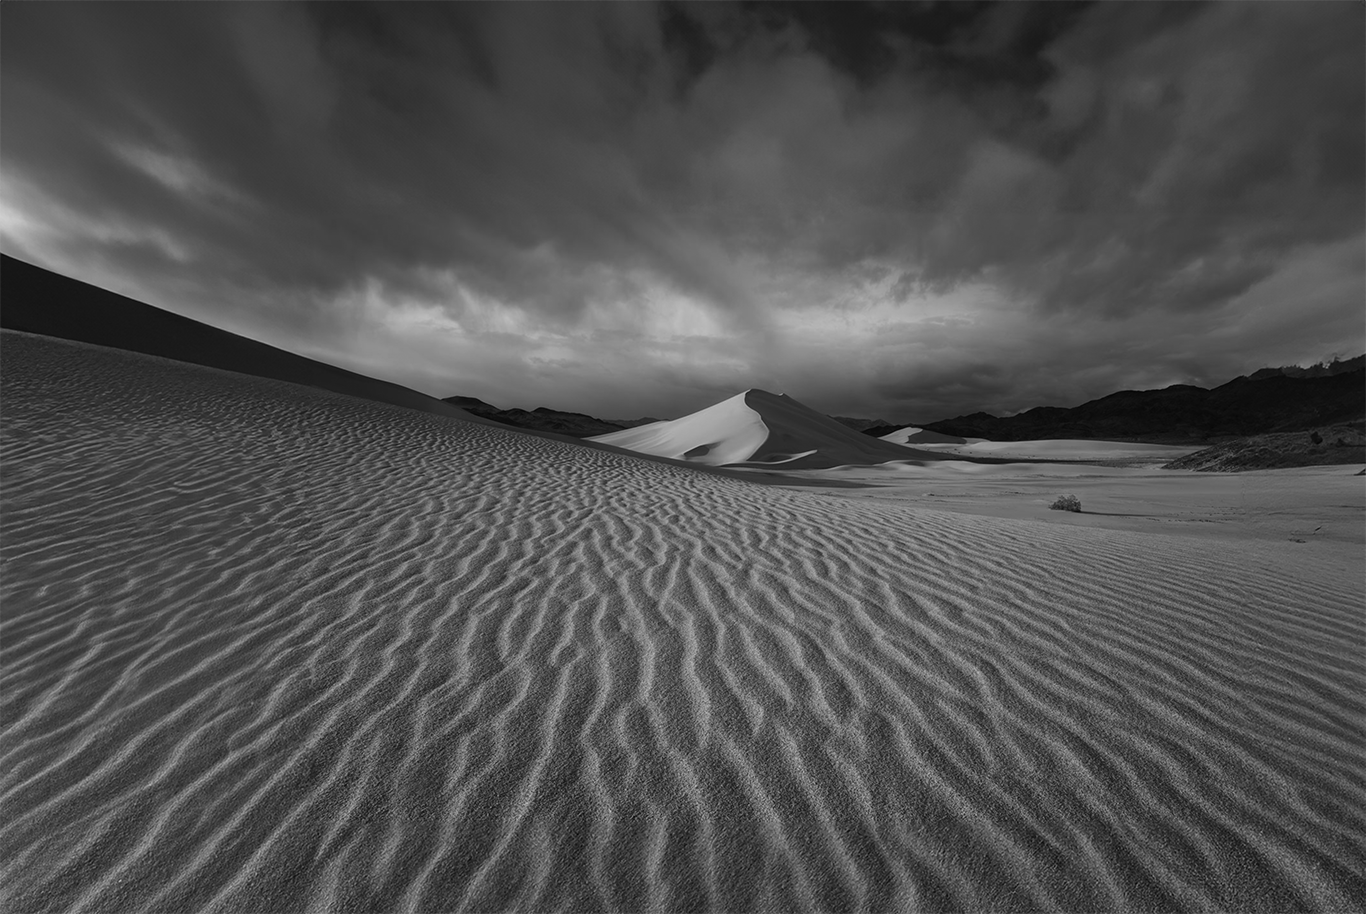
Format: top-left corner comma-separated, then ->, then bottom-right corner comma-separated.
2,1 -> 1361,421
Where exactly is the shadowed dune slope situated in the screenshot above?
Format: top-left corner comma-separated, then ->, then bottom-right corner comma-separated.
3,331 -> 1364,913
0,253 -> 484,427
591,389 -> 935,469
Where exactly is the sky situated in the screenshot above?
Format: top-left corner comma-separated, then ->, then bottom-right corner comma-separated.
2,1 -> 1362,423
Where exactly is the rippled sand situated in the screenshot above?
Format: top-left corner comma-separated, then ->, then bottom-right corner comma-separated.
3,331 -> 1363,913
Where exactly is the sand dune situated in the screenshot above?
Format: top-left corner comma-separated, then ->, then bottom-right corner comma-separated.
591,389 -> 932,469
0,253 -> 490,428
878,426 -> 967,446
3,330 -> 1364,913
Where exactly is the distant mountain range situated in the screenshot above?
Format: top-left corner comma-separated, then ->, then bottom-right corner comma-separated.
897,364 -> 1365,444
830,416 -> 893,432
1248,355 -> 1363,380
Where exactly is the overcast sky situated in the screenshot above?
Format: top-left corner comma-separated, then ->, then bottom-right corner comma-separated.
3,1 -> 1362,422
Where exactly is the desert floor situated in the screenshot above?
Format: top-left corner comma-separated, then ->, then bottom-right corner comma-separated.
2,330 -> 1363,913
777,461 -> 1364,557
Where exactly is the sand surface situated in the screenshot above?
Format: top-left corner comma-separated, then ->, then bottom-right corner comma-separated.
779,461 -> 1365,557
3,331 -> 1364,913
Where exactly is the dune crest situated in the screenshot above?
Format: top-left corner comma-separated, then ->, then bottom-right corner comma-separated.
879,426 -> 967,446
592,389 -> 929,469
591,390 -> 769,465
0,254 -> 489,428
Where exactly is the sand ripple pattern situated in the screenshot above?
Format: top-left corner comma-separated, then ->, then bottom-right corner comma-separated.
2,332 -> 1363,913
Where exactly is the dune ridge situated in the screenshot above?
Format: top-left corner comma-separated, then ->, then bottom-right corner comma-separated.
0,253 -> 491,428
878,426 -> 967,446
591,389 -> 931,469
2,331 -> 1364,912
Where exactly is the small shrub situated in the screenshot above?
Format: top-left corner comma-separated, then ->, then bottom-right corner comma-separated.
1310,431 -> 1323,444
1050,494 -> 1081,513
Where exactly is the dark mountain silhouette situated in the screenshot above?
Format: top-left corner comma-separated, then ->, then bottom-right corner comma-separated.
443,395 -> 499,411
831,416 -> 893,432
913,370 -> 1364,444
439,397 -> 630,438
1248,354 -> 1364,381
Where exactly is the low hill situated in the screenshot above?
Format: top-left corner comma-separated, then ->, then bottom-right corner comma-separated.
1163,424 -> 1366,472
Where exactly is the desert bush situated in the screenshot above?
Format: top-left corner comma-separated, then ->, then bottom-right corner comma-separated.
1310,431 -> 1323,444
1050,494 -> 1081,513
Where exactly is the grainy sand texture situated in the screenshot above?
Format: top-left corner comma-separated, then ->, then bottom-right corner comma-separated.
3,330 -> 1364,913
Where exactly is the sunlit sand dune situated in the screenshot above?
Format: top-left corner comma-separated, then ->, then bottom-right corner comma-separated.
3,330 -> 1364,913
878,426 -> 967,446
591,389 -> 931,469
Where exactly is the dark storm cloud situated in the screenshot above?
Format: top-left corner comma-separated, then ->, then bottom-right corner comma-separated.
2,1 -> 1361,421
